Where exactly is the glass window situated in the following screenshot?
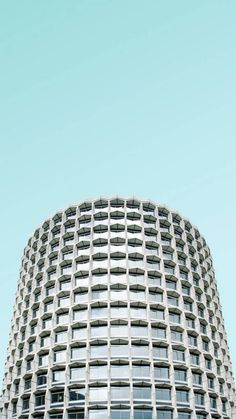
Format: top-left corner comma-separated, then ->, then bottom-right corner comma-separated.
173,349 -> 185,362
56,331 -> 68,343
53,370 -> 65,382
133,386 -> 151,400
130,307 -> 147,319
71,347 -> 87,360
91,345 -> 108,358
169,312 -> 180,324
58,296 -> 70,307
39,354 -> 49,367
110,324 -> 128,337
89,410 -> 108,419
91,307 -> 108,319
154,366 -> 169,380
176,390 -> 189,403
57,313 -> 69,324
111,409 -> 130,419
193,373 -> 202,385
131,345 -> 149,357
195,393 -> 204,406
111,364 -> 129,379
174,369 -> 187,382
110,306 -> 128,318
153,346 -> 168,359
110,344 -> 128,358
91,325 -> 108,338
54,350 -> 66,363
89,387 -> 108,402
178,414 -> 190,419
156,411 -> 172,419
132,365 -> 150,378
73,308 -> 87,321
69,388 -> 86,401
51,391 -> 64,404
150,309 -> 164,320
131,326 -> 148,338
156,388 -> 171,401
72,327 -> 87,340
90,365 -> 108,380
70,367 -> 86,381
60,280 -> 71,290
171,330 -> 182,342
152,327 -> 166,339
37,374 -> 47,386
133,410 -> 152,419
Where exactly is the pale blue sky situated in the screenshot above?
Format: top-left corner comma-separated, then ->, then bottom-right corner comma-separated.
0,1 -> 236,381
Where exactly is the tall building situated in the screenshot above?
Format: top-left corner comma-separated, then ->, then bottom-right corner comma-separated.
0,197 -> 235,419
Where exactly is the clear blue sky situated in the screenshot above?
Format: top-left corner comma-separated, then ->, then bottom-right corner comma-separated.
0,1 -> 236,381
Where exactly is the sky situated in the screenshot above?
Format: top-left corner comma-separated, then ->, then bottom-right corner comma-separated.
0,1 -> 236,382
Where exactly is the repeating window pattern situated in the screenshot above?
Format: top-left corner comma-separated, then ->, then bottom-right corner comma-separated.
0,197 -> 235,419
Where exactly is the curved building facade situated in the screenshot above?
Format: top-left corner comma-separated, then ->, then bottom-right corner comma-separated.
0,197 -> 235,419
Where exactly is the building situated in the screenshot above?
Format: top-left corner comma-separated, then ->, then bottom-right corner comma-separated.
0,197 -> 235,419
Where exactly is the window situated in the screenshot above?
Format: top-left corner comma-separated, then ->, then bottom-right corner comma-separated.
41,335 -> 51,347
56,330 -> 68,343
58,296 -> 70,307
153,346 -> 168,359
193,373 -> 202,385
90,365 -> 108,380
51,391 -> 64,404
70,367 -> 86,381
110,410 -> 130,419
171,330 -> 182,342
89,387 -> 108,402
54,350 -> 66,363
156,388 -> 171,401
39,354 -> 49,367
188,334 -> 197,346
152,327 -> 166,339
178,414 -> 190,419
174,369 -> 187,382
110,387 -> 129,401
133,365 -> 150,378
57,313 -> 69,324
53,370 -> 65,383
91,325 -> 108,338
167,296 -> 178,306
71,346 -> 87,360
195,393 -> 204,406
91,307 -> 108,319
166,279 -> 176,289
69,388 -> 86,401
24,379 -> 31,390
35,393 -> 45,407
190,353 -> 199,366
131,386 -> 151,400
156,411 -> 172,419
173,349 -> 185,362
22,398 -> 30,410
37,374 -> 47,386
131,326 -> 148,338
131,344 -> 149,357
111,364 -> 129,379
210,396 -> 217,409
169,312 -> 180,324
150,309 -> 164,320
60,280 -> 71,290
176,390 -> 189,403
91,344 -> 108,358
154,366 -> 169,380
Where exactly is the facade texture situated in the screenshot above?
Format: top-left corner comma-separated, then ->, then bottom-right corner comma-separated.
0,197 -> 236,419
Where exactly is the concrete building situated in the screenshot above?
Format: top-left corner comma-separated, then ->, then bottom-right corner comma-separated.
1,197 -> 235,419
